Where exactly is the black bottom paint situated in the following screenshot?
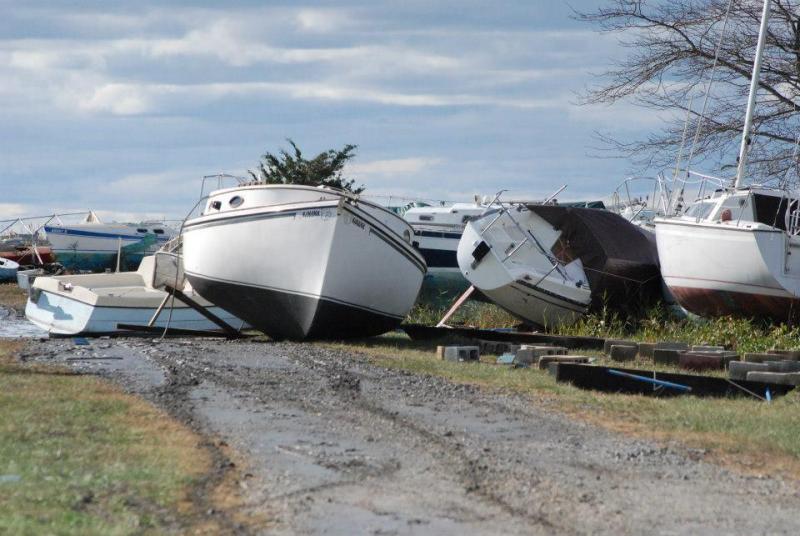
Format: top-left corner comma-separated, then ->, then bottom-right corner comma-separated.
188,275 -> 402,341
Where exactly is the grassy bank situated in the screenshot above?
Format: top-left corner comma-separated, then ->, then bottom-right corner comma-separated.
0,341 -> 225,534
0,283 -> 27,313
326,333 -> 800,480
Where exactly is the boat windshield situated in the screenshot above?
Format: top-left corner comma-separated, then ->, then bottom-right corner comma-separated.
684,201 -> 716,220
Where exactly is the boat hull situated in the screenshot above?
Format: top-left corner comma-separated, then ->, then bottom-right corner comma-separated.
0,259 -> 19,282
183,185 -> 425,340
456,212 -> 591,329
25,288 -> 243,336
45,225 -> 169,271
655,219 -> 800,321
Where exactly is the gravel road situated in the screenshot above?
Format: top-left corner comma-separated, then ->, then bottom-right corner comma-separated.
19,336 -> 800,535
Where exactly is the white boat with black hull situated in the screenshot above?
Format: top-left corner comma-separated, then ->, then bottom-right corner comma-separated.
25,256 -> 245,336
182,184 -> 426,340
458,203 -> 662,329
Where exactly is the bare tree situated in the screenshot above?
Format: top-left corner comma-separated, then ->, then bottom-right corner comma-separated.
578,0 -> 800,183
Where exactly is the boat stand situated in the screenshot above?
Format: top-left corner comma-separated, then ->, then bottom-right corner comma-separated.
436,285 -> 475,327
119,285 -> 243,338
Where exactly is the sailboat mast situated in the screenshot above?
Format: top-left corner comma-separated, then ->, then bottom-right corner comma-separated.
735,0 -> 772,188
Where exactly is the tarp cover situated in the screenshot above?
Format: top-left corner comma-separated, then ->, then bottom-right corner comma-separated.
526,205 -> 663,315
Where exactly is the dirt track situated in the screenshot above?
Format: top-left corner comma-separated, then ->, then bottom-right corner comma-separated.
20,336 -> 800,535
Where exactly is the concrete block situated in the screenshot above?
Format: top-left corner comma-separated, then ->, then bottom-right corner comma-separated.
442,346 -> 479,362
655,341 -> 690,351
691,345 -> 726,352
436,346 -> 445,359
767,349 -> 800,361
729,361 -> 769,381
679,352 -> 726,372
653,348 -> 683,366
637,342 -> 656,359
746,371 -> 800,386
478,340 -> 520,355
764,360 -> 800,373
744,352 -> 791,363
538,355 -> 590,370
514,346 -> 567,367
609,344 -> 638,362
603,338 -> 636,355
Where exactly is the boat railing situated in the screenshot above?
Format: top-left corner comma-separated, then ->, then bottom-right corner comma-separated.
609,175 -> 671,222
199,173 -> 250,198
478,204 -> 568,281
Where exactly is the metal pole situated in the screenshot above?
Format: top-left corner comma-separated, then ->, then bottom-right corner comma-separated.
735,0 -> 772,188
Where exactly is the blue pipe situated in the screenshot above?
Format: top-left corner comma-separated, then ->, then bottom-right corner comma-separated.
608,369 -> 692,392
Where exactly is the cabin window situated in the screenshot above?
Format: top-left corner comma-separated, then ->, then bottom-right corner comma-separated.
153,229 -> 165,235
136,228 -> 148,233
419,215 -> 434,221
229,195 -> 244,208
684,201 -> 715,220
752,193 -> 788,230
210,200 -> 222,210
716,195 -> 753,223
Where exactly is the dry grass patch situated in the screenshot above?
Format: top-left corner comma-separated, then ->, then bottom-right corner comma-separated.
326,333 -> 800,480
0,341 -> 260,535
0,282 -> 27,312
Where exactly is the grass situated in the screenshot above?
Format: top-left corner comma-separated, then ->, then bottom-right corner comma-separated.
325,333 -> 800,480
0,340 -> 227,535
0,283 -> 27,312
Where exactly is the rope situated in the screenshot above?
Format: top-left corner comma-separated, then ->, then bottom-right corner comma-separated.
724,378 -> 767,401
684,0 -> 736,175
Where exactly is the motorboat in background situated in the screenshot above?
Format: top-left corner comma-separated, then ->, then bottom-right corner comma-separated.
43,211 -> 174,272
457,202 -> 662,329
404,200 -> 489,302
182,180 -> 426,340
25,255 -> 246,336
0,258 -> 19,282
0,237 -> 56,265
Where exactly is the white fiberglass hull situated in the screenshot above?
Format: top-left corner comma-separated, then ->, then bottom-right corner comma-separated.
655,218 -> 800,320
25,258 -> 245,336
457,210 -> 591,328
182,185 -> 426,340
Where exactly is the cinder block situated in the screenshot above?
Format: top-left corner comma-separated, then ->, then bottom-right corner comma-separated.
746,371 -> 800,386
691,345 -> 726,352
514,346 -> 567,367
478,340 -> 520,355
767,349 -> 800,361
637,342 -> 656,359
679,352 -> 726,372
603,338 -> 636,355
729,361 -> 769,380
653,348 -> 683,366
436,346 -> 445,359
744,352 -> 790,363
538,355 -> 590,370
655,341 -> 690,351
764,360 -> 800,373
442,346 -> 479,362
609,344 -> 638,362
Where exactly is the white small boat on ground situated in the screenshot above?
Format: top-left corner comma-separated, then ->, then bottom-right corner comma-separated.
25,255 -> 245,336
0,257 -> 19,282
44,211 -> 174,271
182,182 -> 426,340
457,203 -> 662,329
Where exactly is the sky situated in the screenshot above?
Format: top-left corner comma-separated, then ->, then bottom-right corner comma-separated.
0,0 -> 666,223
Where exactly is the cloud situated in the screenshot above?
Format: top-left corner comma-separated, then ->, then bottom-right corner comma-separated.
348,157 -> 443,178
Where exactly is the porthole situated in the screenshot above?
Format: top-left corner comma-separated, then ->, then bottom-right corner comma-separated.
136,228 -> 148,233
229,195 -> 244,208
